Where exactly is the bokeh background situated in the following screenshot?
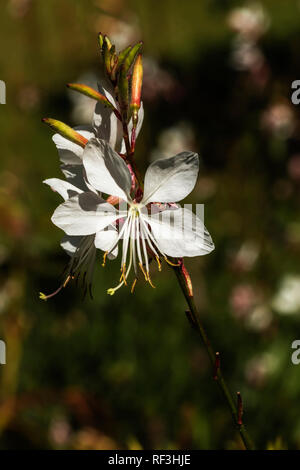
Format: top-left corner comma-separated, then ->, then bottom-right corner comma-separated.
0,0 -> 300,450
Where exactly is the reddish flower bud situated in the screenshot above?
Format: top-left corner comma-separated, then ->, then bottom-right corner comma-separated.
118,42 -> 143,121
131,54 -> 143,126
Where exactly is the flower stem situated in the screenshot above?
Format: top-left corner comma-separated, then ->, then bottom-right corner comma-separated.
172,264 -> 256,450
121,118 -> 144,190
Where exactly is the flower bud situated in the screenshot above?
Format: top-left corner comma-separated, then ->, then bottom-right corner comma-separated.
130,54 -> 143,127
118,66 -> 129,120
122,42 -> 143,75
117,42 -> 143,121
67,83 -> 115,109
103,38 -> 112,75
117,45 -> 132,69
104,35 -> 112,50
98,32 -> 104,51
42,118 -> 88,148
109,46 -> 118,80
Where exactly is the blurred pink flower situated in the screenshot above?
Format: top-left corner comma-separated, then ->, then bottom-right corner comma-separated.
261,103 -> 295,139
8,0 -> 31,19
49,416 -> 71,447
288,155 -> 300,181
17,84 -> 41,111
143,57 -> 184,103
245,353 -> 278,388
229,284 -> 258,319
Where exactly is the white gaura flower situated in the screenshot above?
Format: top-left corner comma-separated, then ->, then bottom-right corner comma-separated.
50,138 -> 214,295
48,81 -> 144,259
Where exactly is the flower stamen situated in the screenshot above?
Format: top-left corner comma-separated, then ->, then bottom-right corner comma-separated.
147,271 -> 156,289
164,256 -> 180,267
131,278 -> 137,293
155,256 -> 162,272
39,274 -> 72,301
102,251 -> 108,267
139,262 -> 148,281
120,263 -> 128,285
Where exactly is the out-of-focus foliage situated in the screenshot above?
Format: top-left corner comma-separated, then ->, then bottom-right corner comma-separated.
0,0 -> 300,449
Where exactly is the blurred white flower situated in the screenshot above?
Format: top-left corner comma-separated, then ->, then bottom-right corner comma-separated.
150,122 -> 196,162
93,0 -> 140,51
245,352 -> 278,388
102,17 -> 140,51
272,275 -> 300,315
228,3 -> 270,40
228,3 -> 270,88
69,72 -> 99,125
245,304 -> 273,332
230,38 -> 264,71
231,240 -> 260,272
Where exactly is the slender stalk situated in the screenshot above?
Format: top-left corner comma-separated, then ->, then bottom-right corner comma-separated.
173,265 -> 256,450
121,119 -> 143,190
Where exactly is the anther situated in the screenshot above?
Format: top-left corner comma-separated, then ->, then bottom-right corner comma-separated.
63,275 -> 71,288
155,256 -> 162,272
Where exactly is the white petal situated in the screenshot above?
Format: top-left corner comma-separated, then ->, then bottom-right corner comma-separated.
83,138 -> 132,200
51,192 -> 121,236
94,226 -> 119,259
53,126 -> 94,165
60,164 -> 98,194
60,235 -> 82,255
142,152 -> 199,204
136,102 -> 144,139
143,207 -> 214,257
120,102 -> 144,154
43,178 -> 82,201
93,82 -> 123,151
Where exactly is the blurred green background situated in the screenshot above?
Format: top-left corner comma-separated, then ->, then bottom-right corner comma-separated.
1,0 -> 300,450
